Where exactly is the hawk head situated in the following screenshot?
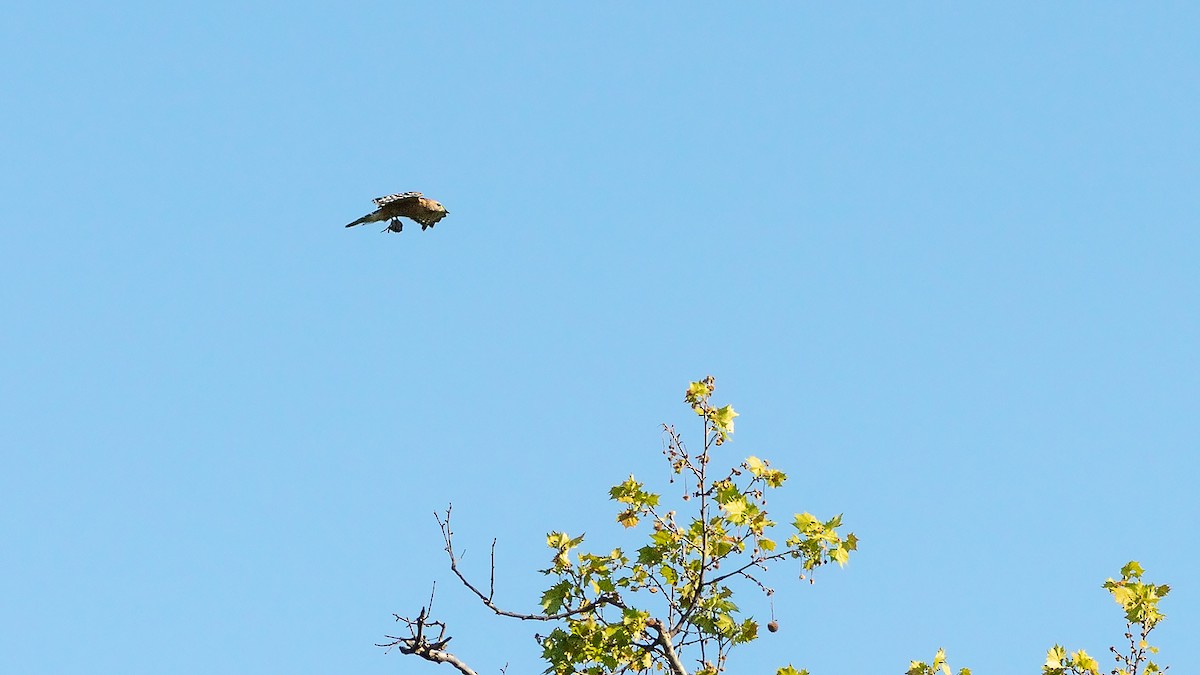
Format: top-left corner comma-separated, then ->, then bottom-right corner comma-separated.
414,197 -> 449,229
422,198 -> 449,217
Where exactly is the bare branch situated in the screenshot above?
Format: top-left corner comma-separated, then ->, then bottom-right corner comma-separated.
706,550 -> 790,588
378,606 -> 478,675
489,538 -> 497,603
436,505 -> 624,622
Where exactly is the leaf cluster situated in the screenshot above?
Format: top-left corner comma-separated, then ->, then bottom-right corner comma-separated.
907,648 -> 971,675
1043,561 -> 1170,675
534,377 -> 855,675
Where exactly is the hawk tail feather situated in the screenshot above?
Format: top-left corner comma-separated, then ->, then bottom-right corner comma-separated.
345,214 -> 372,228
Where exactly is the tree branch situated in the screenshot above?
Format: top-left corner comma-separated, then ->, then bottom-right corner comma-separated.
647,617 -> 690,675
437,505 -> 624,621
378,606 -> 480,675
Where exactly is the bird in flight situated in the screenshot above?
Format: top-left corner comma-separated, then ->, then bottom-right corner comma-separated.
344,192 -> 449,233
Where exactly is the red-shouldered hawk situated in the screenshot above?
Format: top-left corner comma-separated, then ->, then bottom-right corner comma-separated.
344,192 -> 449,233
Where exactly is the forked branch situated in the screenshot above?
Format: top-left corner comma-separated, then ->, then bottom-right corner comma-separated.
436,504 -> 624,622
377,602 -> 479,675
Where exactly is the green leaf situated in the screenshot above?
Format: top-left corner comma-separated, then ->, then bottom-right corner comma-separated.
746,456 -> 768,476
1109,583 -> 1133,609
715,481 -> 741,505
793,513 -> 819,532
1072,649 -> 1100,675
712,404 -> 739,433
736,618 -> 758,644
609,476 -> 641,504
546,531 -> 581,570
1044,645 -> 1066,670
636,544 -> 663,565
722,498 -> 749,524
540,580 -> 571,614
831,545 -> 850,566
616,509 -> 639,528
686,380 -> 710,403
661,564 -> 678,585
715,612 -> 736,636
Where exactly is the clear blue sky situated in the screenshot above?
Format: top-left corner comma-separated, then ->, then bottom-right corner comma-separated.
2,4 -> 1196,674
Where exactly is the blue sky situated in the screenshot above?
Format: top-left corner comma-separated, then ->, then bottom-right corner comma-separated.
2,3 -> 1196,674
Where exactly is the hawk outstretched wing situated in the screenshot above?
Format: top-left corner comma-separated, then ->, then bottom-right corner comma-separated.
344,191 -> 450,233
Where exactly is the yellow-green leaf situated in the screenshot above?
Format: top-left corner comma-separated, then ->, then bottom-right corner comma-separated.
746,456 -> 768,476
722,498 -> 748,523
617,509 -> 640,528
713,404 -> 739,432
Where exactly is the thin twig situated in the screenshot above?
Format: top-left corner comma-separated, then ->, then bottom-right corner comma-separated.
489,538 -> 497,603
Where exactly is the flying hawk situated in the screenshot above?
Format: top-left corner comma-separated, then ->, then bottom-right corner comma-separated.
344,192 -> 449,233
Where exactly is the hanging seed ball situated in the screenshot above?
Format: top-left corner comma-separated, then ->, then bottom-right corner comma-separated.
767,621 -> 779,633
